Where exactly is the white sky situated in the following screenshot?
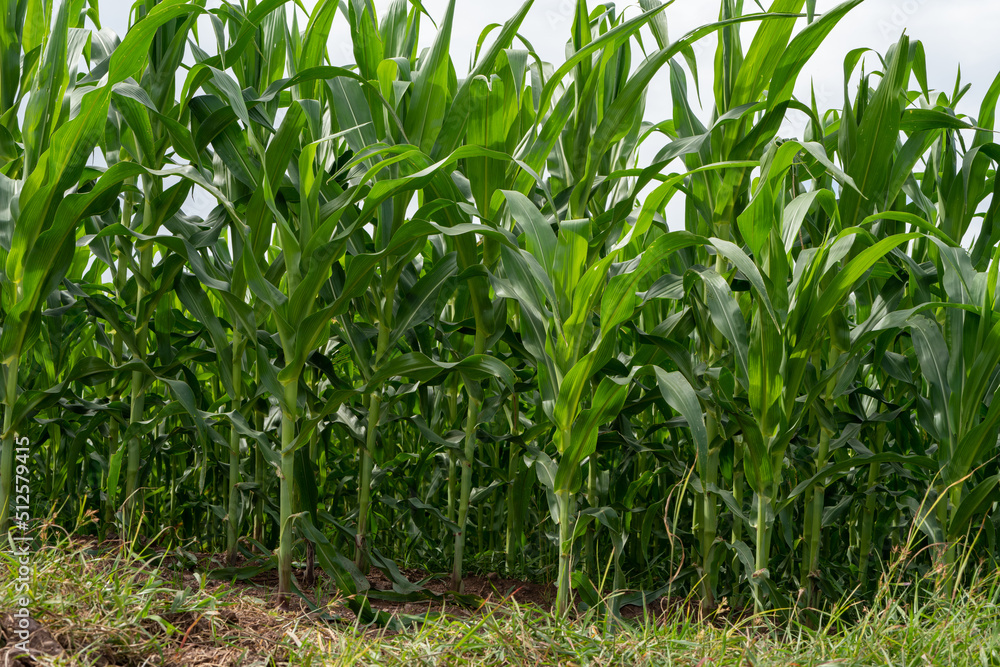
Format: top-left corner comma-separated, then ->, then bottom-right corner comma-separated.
99,0 -> 1000,241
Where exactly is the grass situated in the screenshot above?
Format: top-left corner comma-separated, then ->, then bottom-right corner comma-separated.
3,524 -> 1000,666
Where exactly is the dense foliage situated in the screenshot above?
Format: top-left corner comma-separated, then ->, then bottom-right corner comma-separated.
2,0 -> 1000,620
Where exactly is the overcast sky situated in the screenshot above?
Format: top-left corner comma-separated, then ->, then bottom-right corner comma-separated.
100,0 -> 1000,241
315,0 -> 1000,114
98,0 -> 1000,115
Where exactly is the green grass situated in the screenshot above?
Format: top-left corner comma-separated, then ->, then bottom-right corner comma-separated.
4,528 -> 1000,666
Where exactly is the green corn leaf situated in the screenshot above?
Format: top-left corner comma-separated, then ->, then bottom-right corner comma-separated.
652,368 -> 708,479
839,34 -> 911,227
696,268 -> 749,389
948,474 -> 1000,541
403,0 -> 455,152
765,0 -> 863,109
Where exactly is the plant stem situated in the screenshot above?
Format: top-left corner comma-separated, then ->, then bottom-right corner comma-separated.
227,328 -> 243,564
356,391 -> 380,570
447,382 -> 459,524
804,425 -> 832,605
505,393 -> 520,575
700,410 -> 719,611
859,457 -> 880,585
555,486 -> 573,616
858,421 -> 886,586
357,318 -> 390,570
0,355 -> 21,531
277,378 -> 298,603
252,355 -> 265,546
732,436 -> 744,589
754,489 -> 771,613
105,259 -> 127,530
451,330 -> 485,591
585,452 -> 598,582
125,241 -> 153,535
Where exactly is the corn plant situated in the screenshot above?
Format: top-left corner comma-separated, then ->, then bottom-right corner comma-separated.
3,0 -> 1000,620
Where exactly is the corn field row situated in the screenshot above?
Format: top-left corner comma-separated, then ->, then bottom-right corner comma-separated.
2,0 -> 1000,619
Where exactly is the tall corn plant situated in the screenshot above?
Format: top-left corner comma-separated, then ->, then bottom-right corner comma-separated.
327,0 -> 531,590
0,0 -> 202,529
